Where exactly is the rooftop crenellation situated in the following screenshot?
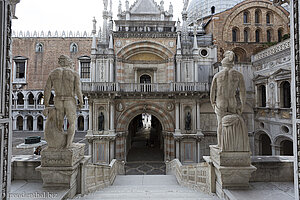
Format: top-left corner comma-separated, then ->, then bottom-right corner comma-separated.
12,30 -> 93,38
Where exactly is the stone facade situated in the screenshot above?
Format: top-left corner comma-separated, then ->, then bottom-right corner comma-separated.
11,37 -> 92,134
252,39 -> 293,156
204,0 -> 290,62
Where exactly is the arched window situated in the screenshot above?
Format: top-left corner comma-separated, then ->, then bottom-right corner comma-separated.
27,116 -> 33,131
211,6 -> 215,14
259,134 -> 272,155
37,93 -> 44,105
278,29 -> 283,42
281,81 -> 291,108
140,74 -> 151,83
35,43 -> 43,52
258,85 -> 266,107
49,93 -> 54,105
77,116 -> 84,131
28,93 -> 34,105
255,10 -> 261,24
280,140 -> 293,156
232,28 -> 237,42
37,116 -> 44,131
70,43 -> 78,53
17,116 -> 23,131
243,11 -> 249,23
17,92 -> 24,105
267,30 -> 272,42
255,29 -> 260,43
266,13 -> 271,24
244,28 -> 249,42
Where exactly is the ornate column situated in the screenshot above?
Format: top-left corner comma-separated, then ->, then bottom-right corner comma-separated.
33,116 -> 38,131
110,101 -> 115,133
154,68 -> 157,83
275,82 -> 280,108
175,102 -> 180,132
255,85 -> 259,107
194,60 -> 198,82
109,58 -> 114,82
196,101 -> 201,131
134,68 -> 138,83
176,60 -> 181,82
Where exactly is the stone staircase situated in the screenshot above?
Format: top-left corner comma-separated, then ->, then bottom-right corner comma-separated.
74,175 -> 218,200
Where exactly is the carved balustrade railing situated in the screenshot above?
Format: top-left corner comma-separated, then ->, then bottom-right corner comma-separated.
252,39 -> 290,62
82,82 -> 209,93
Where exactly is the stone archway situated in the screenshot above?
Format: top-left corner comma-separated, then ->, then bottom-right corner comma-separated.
116,103 -> 175,133
115,103 -> 175,163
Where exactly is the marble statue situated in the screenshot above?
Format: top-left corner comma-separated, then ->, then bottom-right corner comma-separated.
185,112 -> 191,130
98,112 -> 104,131
210,51 -> 249,151
183,0 -> 189,11
44,55 -> 83,148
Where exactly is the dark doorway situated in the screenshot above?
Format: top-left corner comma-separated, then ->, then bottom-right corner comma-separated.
126,113 -> 164,175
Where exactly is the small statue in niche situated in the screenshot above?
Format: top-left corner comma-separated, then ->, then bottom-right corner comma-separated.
98,112 -> 104,131
185,112 -> 191,130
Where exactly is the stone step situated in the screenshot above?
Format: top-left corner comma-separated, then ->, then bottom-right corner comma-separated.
74,175 -> 218,200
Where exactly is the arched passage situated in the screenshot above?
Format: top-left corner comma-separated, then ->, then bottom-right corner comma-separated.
259,133 -> 272,155
116,103 -> 175,174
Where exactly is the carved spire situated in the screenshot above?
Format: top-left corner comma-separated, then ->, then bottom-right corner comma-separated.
192,23 -> 198,53
92,17 -> 97,34
169,2 -> 173,15
125,0 -> 129,11
92,17 -> 97,53
177,32 -> 182,55
118,0 -> 122,15
160,0 -> 164,11
109,0 -> 113,18
103,0 -> 108,10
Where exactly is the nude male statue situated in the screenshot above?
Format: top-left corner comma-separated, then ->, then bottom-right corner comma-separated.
210,51 -> 246,148
44,55 -> 83,148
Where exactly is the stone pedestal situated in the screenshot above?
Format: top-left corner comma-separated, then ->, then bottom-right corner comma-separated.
36,143 -> 85,198
209,145 -> 256,198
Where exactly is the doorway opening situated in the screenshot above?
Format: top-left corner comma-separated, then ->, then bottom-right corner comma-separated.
126,113 -> 165,175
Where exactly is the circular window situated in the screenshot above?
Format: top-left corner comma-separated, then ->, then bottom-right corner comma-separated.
259,122 -> 265,129
281,125 -> 289,134
200,49 -> 208,57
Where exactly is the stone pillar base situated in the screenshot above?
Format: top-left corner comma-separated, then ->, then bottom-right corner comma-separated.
36,143 -> 85,198
208,145 -> 256,198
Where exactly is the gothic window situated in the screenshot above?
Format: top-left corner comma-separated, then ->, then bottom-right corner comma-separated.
243,11 -> 249,23
77,116 -> 84,131
35,43 -> 43,52
70,43 -> 78,53
278,29 -> 283,42
280,140 -> 293,156
37,116 -> 44,131
49,93 -> 54,105
258,85 -> 266,107
259,134 -> 272,155
27,116 -> 33,131
281,81 -> 291,108
244,28 -> 249,42
28,93 -> 34,105
255,29 -> 261,43
17,92 -> 24,105
267,30 -> 272,42
17,116 -> 23,131
255,9 -> 261,24
37,93 -> 44,105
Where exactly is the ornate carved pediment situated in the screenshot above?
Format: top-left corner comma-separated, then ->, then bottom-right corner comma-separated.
271,68 -> 291,80
253,74 -> 268,83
